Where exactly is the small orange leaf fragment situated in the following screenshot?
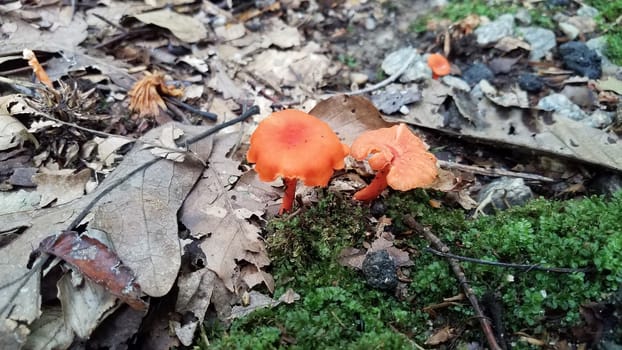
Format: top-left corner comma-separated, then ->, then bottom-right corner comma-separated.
22,49 -> 54,89
128,71 -> 183,118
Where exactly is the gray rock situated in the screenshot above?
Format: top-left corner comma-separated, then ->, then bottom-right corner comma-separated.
518,26 -> 557,60
365,16 -> 376,31
537,93 -> 588,121
441,75 -> 471,91
587,37 -> 622,76
518,73 -> 544,92
559,22 -> 580,40
371,86 -> 422,114
590,174 -> 622,197
381,48 -> 432,83
362,250 -> 398,292
584,110 -> 614,128
474,14 -> 515,45
514,8 -> 532,25
577,5 -> 599,18
477,177 -> 533,213
462,63 -> 494,86
559,41 -> 602,79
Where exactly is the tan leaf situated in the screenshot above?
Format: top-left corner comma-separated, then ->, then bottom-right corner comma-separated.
132,9 -> 207,43
128,72 -> 183,118
180,133 -> 272,292
32,168 -> 92,206
425,326 -> 456,345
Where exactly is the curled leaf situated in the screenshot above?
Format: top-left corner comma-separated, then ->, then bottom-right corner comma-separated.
33,231 -> 148,311
128,72 -> 183,118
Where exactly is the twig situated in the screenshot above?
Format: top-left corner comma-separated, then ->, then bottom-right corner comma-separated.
437,160 -> 555,182
91,13 -> 128,33
163,96 -> 218,121
425,247 -> 592,273
404,215 -> 502,350
321,50 -> 418,98
65,105 -> 259,231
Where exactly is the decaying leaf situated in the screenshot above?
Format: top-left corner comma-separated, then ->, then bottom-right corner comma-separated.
32,168 -> 92,206
0,114 -> 30,151
23,306 -> 74,350
131,9 -> 208,43
173,268 -> 218,346
0,122 -> 213,339
33,230 -> 148,311
148,124 -> 187,162
128,71 -> 183,118
180,132 -> 272,293
425,326 -> 457,345
388,81 -> 622,171
230,291 -> 279,320
310,94 -> 393,145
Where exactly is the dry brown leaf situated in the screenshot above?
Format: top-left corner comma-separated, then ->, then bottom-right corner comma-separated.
90,123 -> 212,297
128,71 -> 183,118
310,95 -> 393,145
278,288 -> 300,304
425,326 -> 457,345
180,133 -> 272,293
32,168 -> 92,206
388,82 -> 622,171
174,268 -> 218,346
131,9 -> 207,43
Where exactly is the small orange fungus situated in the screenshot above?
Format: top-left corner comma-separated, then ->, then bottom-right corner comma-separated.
350,123 -> 438,201
247,110 -> 349,214
427,53 -> 451,79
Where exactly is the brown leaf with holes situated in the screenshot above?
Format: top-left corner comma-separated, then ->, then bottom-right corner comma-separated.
180,132 -> 273,293
128,71 -> 183,118
33,231 -> 147,311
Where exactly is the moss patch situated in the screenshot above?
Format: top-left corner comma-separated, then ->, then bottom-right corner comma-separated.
204,191 -> 622,348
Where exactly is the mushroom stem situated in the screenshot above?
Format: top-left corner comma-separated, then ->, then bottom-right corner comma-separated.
354,165 -> 390,202
280,177 -> 298,214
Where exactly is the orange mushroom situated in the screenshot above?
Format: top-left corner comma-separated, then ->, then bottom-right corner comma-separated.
350,123 -> 438,201
427,53 -> 451,79
247,109 -> 349,214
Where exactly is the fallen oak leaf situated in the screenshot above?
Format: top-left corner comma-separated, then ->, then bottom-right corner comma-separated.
30,231 -> 148,311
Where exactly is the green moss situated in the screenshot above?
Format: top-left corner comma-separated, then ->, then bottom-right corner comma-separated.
204,191 -> 622,348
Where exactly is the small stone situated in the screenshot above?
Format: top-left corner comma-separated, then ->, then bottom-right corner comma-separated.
518,73 -> 544,93
371,86 -> 422,114
381,48 -> 432,83
399,105 -> 409,114
370,200 -> 386,218
590,174 -> 622,197
477,177 -> 533,214
577,5 -> 599,18
361,250 -> 398,292
537,93 -> 588,121
547,0 -> 569,6
441,75 -> 471,91
558,22 -> 580,40
462,63 -> 494,86
365,16 -> 376,31
514,8 -> 532,25
350,72 -> 368,85
559,41 -> 602,79
584,110 -> 614,128
587,37 -> 622,76
474,14 -> 515,45
518,26 -> 556,61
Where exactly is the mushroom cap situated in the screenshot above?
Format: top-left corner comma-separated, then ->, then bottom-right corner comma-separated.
427,53 -> 451,77
247,109 -> 350,186
350,124 -> 438,191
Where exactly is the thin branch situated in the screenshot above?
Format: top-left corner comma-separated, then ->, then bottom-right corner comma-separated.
321,50 -> 418,98
404,215 -> 502,350
425,247 -> 592,273
437,160 -> 555,182
163,96 -> 218,121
